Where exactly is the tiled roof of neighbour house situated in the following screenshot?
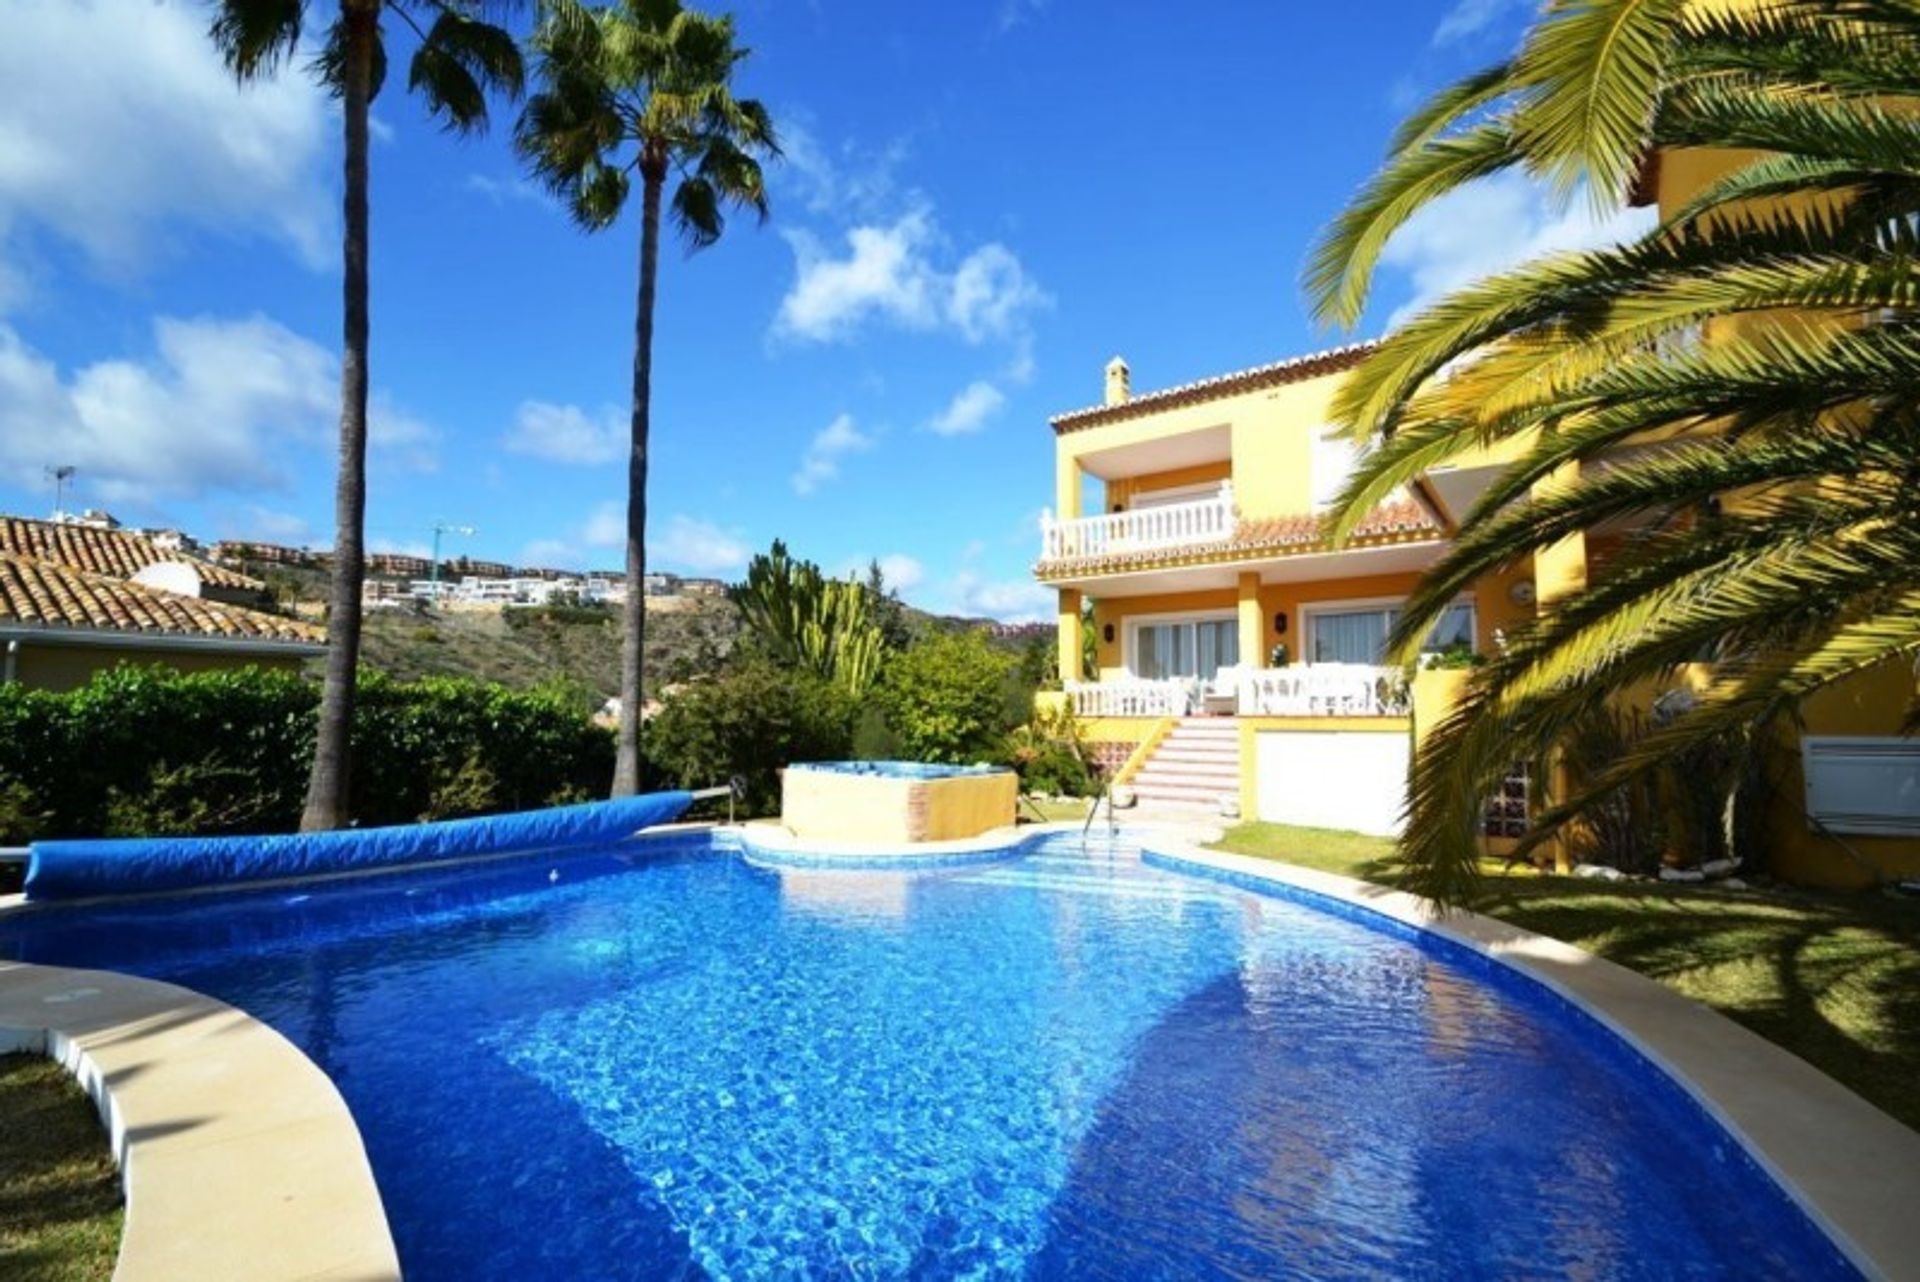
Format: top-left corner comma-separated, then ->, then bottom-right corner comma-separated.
0,553 -> 324,646
0,516 -> 266,593
1050,341 -> 1382,434
1033,497 -> 1440,580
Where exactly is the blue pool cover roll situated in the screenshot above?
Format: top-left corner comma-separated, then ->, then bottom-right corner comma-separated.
24,791 -> 694,901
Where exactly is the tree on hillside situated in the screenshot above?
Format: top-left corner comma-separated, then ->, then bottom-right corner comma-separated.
1307,0 -> 1920,901
517,0 -> 777,797
210,0 -> 523,830
730,541 -> 887,698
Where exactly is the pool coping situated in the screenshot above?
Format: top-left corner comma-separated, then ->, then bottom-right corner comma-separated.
0,960 -> 400,1282
1141,837 -> 1920,1282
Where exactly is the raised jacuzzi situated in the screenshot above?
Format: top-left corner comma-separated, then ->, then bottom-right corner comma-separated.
780,761 -> 1018,844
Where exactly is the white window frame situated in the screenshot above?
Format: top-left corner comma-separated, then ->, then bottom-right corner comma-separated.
1123,608 -> 1241,681
1299,593 -> 1477,666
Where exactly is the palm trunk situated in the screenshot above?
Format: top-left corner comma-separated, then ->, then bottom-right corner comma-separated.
612,159 -> 665,797
301,1 -> 376,831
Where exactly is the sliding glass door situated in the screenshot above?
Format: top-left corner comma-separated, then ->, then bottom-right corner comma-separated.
1132,616 -> 1239,681
1307,601 -> 1475,665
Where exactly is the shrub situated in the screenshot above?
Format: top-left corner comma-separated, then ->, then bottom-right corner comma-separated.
998,706 -> 1097,797
0,665 -> 614,843
643,657 -> 856,815
877,630 -> 1017,764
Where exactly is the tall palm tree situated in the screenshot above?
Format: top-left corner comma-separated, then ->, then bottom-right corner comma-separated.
210,1 -> 523,829
517,0 -> 776,796
1304,0 -> 1920,902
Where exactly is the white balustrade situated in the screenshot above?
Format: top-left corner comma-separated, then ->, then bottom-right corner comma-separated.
1066,679 -> 1194,718
1040,482 -> 1235,562
1236,664 -> 1408,717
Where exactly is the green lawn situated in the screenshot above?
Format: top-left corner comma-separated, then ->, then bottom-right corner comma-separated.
0,1055 -> 122,1282
1212,821 -> 1920,1133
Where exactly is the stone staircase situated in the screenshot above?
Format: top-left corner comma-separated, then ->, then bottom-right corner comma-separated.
1123,717 -> 1241,815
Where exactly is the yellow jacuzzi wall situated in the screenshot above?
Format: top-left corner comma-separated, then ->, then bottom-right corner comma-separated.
781,768 -> 1018,844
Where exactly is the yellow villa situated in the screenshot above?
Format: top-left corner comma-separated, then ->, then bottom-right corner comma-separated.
1039,130 -> 1920,888
1034,346 -> 1537,840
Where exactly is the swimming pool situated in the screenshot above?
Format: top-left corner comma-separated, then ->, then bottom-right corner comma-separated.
0,830 -> 1857,1279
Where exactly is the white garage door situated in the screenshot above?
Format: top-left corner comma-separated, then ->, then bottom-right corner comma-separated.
1254,730 -> 1409,837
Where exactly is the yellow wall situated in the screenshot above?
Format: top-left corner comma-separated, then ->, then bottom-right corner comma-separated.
1055,367 -> 1350,522
9,647 -> 309,693
1653,133 -> 1920,889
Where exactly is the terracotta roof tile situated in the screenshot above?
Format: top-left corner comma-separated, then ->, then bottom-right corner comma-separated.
1050,341 -> 1381,434
0,516 -> 264,592
1034,498 -> 1439,579
0,554 -> 323,645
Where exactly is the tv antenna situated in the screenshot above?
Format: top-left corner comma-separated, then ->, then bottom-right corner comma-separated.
45,465 -> 76,518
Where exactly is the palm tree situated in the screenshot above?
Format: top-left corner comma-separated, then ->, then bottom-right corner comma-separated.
517,0 -> 776,796
1304,0 -> 1920,902
210,1 -> 523,830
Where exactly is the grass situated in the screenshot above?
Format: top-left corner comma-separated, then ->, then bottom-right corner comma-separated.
0,1055 -> 122,1282
1213,821 -> 1920,1133
1020,796 -> 1097,824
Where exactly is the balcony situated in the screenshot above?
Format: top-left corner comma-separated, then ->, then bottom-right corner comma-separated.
1040,482 -> 1235,564
1065,663 -> 1408,719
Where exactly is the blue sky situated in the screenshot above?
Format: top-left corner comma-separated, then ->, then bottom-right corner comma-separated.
0,0 -> 1630,621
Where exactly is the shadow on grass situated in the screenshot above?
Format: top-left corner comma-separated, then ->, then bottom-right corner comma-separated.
0,1054 -> 122,1276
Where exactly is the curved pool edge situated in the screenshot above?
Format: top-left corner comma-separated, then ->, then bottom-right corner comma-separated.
0,959 -> 400,1282
728,820 -> 1070,868
1140,837 -> 1920,1282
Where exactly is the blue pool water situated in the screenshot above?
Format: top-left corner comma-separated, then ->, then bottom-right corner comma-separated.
790,761 -> 1010,779
0,831 -> 1856,1280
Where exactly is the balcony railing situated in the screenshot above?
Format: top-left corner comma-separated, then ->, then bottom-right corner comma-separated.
1236,664 -> 1408,717
1066,679 -> 1195,718
1064,663 -> 1408,720
1041,481 -> 1235,563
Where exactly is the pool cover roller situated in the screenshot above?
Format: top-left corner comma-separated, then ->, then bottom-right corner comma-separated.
23,790 -> 693,901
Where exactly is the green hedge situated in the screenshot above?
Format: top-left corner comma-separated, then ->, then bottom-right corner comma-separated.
0,666 -> 614,844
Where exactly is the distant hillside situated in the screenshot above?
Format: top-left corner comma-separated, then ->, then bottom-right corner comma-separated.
356,596 -> 741,700
246,552 -> 1050,699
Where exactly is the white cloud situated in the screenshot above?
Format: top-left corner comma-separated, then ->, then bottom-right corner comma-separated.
582,501 -> 626,549
466,173 -> 546,207
1380,173 -> 1656,326
779,123 -> 907,219
1433,0 -> 1526,45
505,401 -> 626,466
774,207 -> 1048,346
949,571 -> 1051,624
519,538 -> 580,569
792,413 -> 874,496
232,506 -> 312,543
0,312 -> 436,509
0,0 -> 332,276
927,380 -> 1006,436
881,554 -> 925,594
997,0 -> 1048,33
654,515 -> 748,575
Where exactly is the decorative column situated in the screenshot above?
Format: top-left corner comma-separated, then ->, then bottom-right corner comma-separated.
1057,588 -> 1084,686
1236,571 -> 1263,672
1533,460 -> 1589,871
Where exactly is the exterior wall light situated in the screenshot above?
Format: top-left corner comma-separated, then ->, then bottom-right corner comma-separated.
1273,612 -> 1288,634
1102,623 -> 1115,643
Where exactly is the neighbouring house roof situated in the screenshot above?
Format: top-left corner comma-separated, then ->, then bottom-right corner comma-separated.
1033,497 -> 1440,580
0,515 -> 266,593
1050,341 -> 1382,434
0,553 -> 324,647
